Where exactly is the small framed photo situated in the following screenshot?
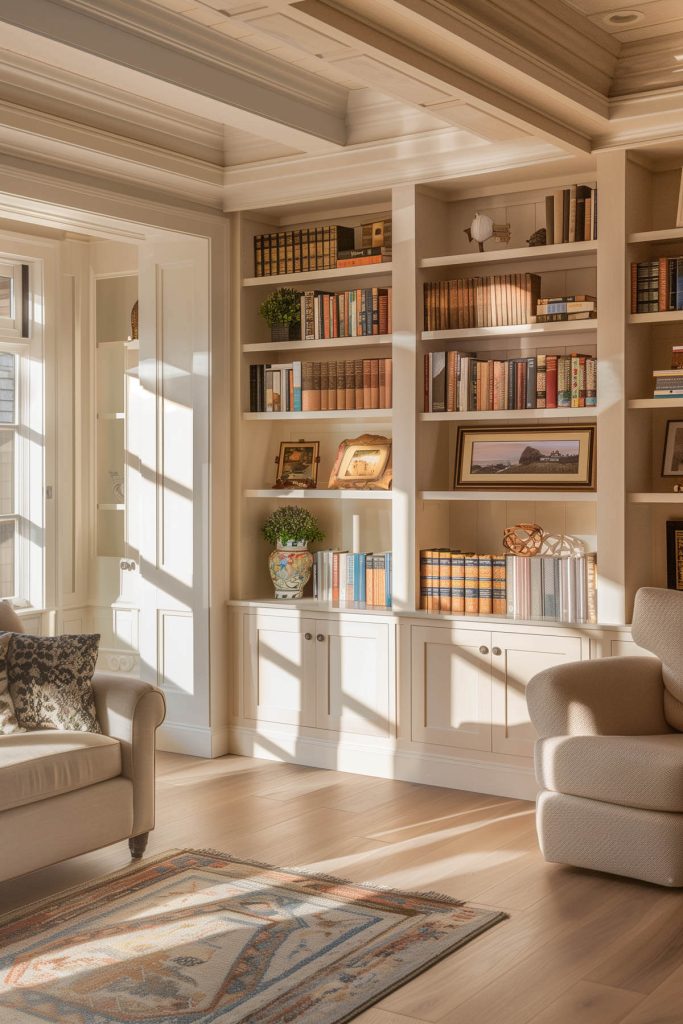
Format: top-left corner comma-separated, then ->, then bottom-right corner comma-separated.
274,441 -> 319,489
454,426 -> 596,490
661,420 -> 683,477
329,434 -> 392,490
667,520 -> 683,590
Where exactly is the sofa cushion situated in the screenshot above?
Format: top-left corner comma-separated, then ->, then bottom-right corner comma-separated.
7,633 -> 101,733
0,731 -> 121,812
536,733 -> 683,813
0,633 -> 22,735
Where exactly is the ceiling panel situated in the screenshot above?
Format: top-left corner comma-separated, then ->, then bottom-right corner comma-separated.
563,0 -> 683,41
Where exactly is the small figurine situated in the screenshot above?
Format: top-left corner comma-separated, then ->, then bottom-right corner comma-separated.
464,212 -> 511,252
527,228 -> 547,247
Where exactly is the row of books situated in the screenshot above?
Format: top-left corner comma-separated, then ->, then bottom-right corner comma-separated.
419,550 -> 597,624
631,258 -> 683,313
313,550 -> 392,608
423,352 -> 597,411
301,287 -> 392,340
543,184 -> 598,245
532,294 -> 597,324
253,219 -> 392,277
424,274 -> 541,331
248,359 -> 393,412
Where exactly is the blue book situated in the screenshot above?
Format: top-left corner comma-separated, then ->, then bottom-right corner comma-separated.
292,361 -> 302,411
359,553 -> 367,603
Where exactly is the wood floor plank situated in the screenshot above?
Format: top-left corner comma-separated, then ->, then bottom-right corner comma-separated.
525,981 -> 644,1023
616,962 -> 683,1024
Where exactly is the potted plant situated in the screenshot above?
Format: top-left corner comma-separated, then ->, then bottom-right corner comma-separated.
262,505 -> 324,599
259,288 -> 302,342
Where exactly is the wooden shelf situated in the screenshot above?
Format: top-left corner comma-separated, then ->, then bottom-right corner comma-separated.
422,320 -> 597,342
227,597 -> 394,617
628,227 -> 683,244
419,490 -> 596,503
628,398 -> 683,409
419,408 -> 597,421
628,311 -> 683,325
243,410 -> 391,421
242,264 -> 392,287
628,493 -> 683,504
419,240 -> 597,269
244,489 -> 392,500
242,335 -> 392,354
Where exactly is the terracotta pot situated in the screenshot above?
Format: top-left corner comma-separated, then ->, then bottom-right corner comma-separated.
268,541 -> 313,599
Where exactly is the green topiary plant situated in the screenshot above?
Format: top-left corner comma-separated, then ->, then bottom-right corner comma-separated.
262,506 -> 324,547
259,288 -> 302,328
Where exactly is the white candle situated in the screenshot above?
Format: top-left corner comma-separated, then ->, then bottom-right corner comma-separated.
352,514 -> 360,554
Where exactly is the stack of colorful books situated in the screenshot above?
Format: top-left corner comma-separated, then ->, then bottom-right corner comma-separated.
313,550 -> 392,608
631,258 -> 683,313
653,368 -> 683,399
533,294 -> 596,323
301,287 -> 392,339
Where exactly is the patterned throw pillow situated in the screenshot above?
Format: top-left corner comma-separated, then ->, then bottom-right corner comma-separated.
8,633 -> 102,733
0,633 -> 23,734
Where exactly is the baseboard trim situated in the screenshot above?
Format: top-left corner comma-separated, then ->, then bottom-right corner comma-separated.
158,722 -> 229,758
228,724 -> 538,800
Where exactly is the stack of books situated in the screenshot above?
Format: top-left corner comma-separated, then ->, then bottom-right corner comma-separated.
336,218 -> 392,267
423,352 -> 597,411
301,287 -> 392,339
631,257 -> 683,313
533,294 -> 597,323
544,183 -> 598,244
361,218 -> 391,249
653,368 -> 683,399
249,358 -> 392,412
423,273 -> 540,331
313,550 -> 392,608
419,549 -> 597,623
254,225 -> 355,276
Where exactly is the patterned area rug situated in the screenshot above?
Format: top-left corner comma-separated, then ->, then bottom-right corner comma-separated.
0,849 -> 506,1024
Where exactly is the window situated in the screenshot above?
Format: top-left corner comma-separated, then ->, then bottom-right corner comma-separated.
0,351 -> 17,598
0,262 -> 27,340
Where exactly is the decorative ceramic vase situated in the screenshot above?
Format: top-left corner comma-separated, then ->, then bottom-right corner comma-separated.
268,541 -> 313,599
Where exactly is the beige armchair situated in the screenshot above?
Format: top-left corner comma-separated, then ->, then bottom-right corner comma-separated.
527,587 -> 683,887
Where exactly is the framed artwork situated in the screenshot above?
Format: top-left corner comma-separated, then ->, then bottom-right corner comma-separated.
454,426 -> 596,490
666,520 -> 683,590
274,441 -> 319,489
329,434 -> 392,490
661,420 -> 683,477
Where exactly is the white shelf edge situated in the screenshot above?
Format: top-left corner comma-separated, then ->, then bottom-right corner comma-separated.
242,335 -> 393,353
628,228 -> 683,244
421,320 -> 597,341
628,311 -> 683,325
97,503 -> 126,511
242,263 -> 392,287
418,490 -> 596,503
628,493 -> 683,504
419,408 -> 597,421
98,412 -> 125,421
243,410 -> 391,420
244,489 -> 392,500
419,240 -> 597,269
628,398 -> 683,409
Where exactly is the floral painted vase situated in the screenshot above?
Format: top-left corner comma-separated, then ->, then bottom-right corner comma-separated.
268,541 -> 313,599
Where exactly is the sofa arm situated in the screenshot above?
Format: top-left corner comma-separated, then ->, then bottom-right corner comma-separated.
527,656 -> 669,738
92,674 -> 166,837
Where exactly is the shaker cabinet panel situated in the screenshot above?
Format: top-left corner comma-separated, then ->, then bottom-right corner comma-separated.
243,614 -> 317,727
316,619 -> 391,737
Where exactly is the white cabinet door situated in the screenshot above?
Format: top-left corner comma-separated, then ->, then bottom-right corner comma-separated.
491,631 -> 582,757
244,614 -> 317,727
315,619 -> 392,737
411,625 -> 492,751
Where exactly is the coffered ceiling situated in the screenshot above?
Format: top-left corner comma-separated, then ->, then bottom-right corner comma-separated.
0,0 -> 680,211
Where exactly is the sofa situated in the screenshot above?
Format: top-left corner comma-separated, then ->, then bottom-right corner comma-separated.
527,587 -> 683,887
0,603 -> 166,883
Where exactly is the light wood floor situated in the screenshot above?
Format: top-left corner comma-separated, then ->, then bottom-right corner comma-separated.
2,753 -> 683,1024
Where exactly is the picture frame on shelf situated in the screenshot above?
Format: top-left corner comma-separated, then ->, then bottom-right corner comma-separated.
274,441 -> 320,489
661,420 -> 683,477
666,520 -> 683,590
454,425 -> 596,490
329,434 -> 392,490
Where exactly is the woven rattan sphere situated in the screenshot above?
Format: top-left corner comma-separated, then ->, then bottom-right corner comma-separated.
503,523 -> 544,557
540,532 -> 585,557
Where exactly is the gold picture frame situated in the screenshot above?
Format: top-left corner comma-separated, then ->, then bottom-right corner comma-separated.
274,441 -> 320,489
328,434 -> 392,490
454,425 -> 596,490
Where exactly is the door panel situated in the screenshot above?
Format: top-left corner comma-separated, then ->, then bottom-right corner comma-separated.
491,631 -> 582,757
244,614 -> 316,727
411,625 -> 492,751
316,619 -> 391,736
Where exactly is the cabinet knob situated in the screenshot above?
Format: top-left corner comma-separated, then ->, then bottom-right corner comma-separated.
317,634 -> 325,642
479,645 -> 489,655
304,633 -> 312,641
492,646 -> 502,656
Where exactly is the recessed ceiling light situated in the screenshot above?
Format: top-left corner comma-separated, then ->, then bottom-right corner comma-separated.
602,10 -> 645,26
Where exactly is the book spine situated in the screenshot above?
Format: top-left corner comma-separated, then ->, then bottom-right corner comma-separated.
439,550 -> 451,613
464,556 -> 479,615
492,556 -> 507,615
451,553 -> 465,614
478,555 -> 493,615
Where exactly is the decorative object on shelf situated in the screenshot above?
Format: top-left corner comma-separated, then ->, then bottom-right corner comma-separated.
540,533 -> 585,557
129,300 -> 138,341
329,434 -> 392,490
667,520 -> 683,590
259,288 -> 302,342
503,523 -> 544,557
464,212 -> 511,252
109,470 -> 124,502
454,426 -> 596,490
526,228 -> 547,247
262,505 -> 323,600
662,420 -> 683,477
274,440 -> 319,489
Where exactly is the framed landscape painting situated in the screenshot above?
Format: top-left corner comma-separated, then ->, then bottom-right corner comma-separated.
454,426 -> 596,490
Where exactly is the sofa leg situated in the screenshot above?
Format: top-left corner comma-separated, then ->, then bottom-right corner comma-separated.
129,833 -> 149,859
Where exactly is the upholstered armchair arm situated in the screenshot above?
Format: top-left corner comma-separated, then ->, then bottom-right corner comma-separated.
92,674 -> 166,836
527,656 -> 669,738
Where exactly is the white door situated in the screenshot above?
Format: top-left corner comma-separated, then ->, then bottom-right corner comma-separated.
315,618 -> 392,737
243,614 -> 317,727
491,631 -> 582,757
134,237 -> 210,735
411,625 -> 492,751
